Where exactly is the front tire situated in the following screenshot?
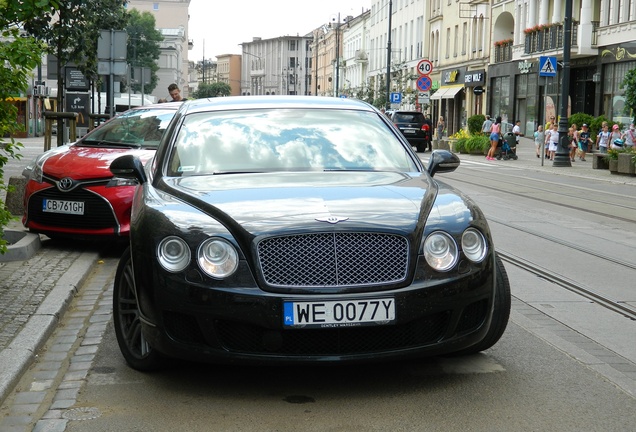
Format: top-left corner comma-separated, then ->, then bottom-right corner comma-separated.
454,253 -> 511,355
113,247 -> 164,371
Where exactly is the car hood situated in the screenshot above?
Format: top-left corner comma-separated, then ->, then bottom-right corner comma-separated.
161,171 -> 439,234
42,146 -> 156,179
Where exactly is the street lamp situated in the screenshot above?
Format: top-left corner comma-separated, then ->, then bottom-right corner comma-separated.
553,0 -> 573,167
330,14 -> 342,97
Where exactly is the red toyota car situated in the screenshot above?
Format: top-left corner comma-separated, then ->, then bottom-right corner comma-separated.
21,102 -> 180,240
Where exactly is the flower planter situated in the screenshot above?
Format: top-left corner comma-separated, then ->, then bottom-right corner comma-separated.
439,139 -> 452,151
617,153 -> 636,176
608,159 -> 619,173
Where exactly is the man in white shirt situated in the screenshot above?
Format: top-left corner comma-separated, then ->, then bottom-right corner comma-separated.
512,120 -> 523,144
481,115 -> 493,134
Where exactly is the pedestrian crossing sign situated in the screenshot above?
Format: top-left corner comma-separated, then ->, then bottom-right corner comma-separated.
539,56 -> 557,77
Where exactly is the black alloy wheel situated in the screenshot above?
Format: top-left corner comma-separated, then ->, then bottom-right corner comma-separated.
113,247 -> 164,371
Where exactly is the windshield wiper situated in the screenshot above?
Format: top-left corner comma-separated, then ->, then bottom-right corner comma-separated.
80,139 -> 142,148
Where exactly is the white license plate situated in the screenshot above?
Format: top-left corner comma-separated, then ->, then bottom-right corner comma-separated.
403,128 -> 417,134
42,199 -> 85,215
283,298 -> 395,328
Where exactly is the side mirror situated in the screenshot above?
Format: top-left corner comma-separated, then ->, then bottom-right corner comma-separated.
110,155 -> 147,184
427,149 -> 460,177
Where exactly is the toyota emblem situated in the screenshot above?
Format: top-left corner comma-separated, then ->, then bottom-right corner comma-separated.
58,177 -> 75,191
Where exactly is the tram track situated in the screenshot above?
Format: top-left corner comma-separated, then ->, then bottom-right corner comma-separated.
499,250 -> 636,321
446,170 -> 636,224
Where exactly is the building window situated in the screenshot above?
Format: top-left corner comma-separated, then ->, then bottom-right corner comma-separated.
153,3 -> 159,11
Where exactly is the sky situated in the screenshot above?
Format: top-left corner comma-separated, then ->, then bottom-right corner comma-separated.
188,0 -> 371,60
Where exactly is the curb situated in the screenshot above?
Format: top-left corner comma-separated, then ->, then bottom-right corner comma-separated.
0,250 -> 99,405
1,230 -> 41,262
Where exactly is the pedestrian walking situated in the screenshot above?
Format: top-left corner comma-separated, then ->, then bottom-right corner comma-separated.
578,124 -> 592,161
569,123 -> 579,162
545,123 -> 559,160
436,116 -> 445,146
482,115 -> 493,134
486,116 -> 501,161
609,124 -> 622,149
596,124 -> 610,153
534,125 -> 544,158
622,123 -> 636,149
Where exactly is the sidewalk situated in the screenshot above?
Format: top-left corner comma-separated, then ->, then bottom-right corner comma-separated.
453,136 -> 636,186
0,223 -> 98,405
1,134 -> 101,405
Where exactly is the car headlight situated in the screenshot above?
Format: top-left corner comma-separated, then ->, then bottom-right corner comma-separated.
106,177 -> 139,187
423,231 -> 458,271
197,237 -> 239,279
22,158 -> 44,183
158,236 -> 191,272
461,228 -> 487,263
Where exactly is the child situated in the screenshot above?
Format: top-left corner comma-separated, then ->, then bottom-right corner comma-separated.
545,123 -> 559,160
569,123 -> 579,162
578,124 -> 592,161
533,125 -> 544,158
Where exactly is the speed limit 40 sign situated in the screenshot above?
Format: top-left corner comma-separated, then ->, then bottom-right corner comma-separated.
417,59 -> 433,76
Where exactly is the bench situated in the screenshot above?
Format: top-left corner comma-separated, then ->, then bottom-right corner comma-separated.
591,152 -> 608,169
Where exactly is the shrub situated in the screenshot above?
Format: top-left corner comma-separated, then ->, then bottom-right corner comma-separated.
569,112 -> 593,130
450,128 -> 470,140
467,114 -> 485,135
465,134 -> 490,153
454,138 -> 467,153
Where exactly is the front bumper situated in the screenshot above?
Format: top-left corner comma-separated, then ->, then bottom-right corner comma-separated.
136,257 -> 495,364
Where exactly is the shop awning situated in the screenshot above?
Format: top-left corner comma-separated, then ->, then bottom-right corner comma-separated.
430,88 -> 448,100
440,86 -> 464,99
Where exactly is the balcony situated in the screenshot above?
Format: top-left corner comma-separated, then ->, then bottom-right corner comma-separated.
493,40 -> 513,63
523,22 -> 582,55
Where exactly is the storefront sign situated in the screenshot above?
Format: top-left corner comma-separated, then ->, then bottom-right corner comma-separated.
443,69 -> 460,84
464,70 -> 486,86
518,61 -> 533,74
473,86 -> 484,95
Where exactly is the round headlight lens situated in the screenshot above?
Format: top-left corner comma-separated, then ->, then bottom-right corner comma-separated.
197,238 -> 239,279
461,228 -> 487,263
423,232 -> 458,271
158,236 -> 191,272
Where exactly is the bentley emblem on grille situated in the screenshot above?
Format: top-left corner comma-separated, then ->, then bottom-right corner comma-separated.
315,216 -> 349,224
58,177 -> 75,191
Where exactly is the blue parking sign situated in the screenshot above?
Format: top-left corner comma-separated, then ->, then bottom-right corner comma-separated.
390,92 -> 402,104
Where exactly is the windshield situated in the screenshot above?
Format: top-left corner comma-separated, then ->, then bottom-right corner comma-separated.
167,108 -> 419,176
82,108 -> 176,147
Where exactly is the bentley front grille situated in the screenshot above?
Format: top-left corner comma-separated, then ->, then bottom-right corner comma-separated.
257,232 -> 409,288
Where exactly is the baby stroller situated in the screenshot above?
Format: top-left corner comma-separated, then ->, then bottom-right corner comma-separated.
496,132 -> 518,160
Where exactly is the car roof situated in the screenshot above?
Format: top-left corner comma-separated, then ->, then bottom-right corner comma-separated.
128,101 -> 182,111
394,110 -> 423,114
179,95 -> 377,115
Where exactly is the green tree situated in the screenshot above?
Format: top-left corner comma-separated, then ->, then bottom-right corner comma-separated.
1,1 -> 59,252
125,9 -> 162,95
622,68 -> 636,124
193,82 -> 231,98
23,0 -> 127,140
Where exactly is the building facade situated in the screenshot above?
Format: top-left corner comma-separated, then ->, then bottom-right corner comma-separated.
126,0 -> 192,99
488,0 -> 636,136
240,35 -> 314,96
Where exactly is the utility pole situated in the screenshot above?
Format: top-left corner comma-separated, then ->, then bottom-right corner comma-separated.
385,0 -> 393,110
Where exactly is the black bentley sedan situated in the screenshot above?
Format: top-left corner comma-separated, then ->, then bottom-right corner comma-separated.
110,96 -> 510,370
